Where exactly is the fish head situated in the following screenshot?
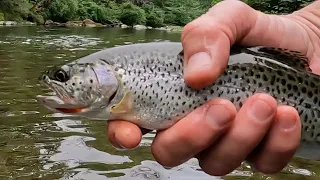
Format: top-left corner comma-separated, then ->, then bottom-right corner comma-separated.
37,60 -> 119,116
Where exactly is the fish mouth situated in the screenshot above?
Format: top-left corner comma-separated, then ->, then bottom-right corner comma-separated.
37,81 -> 89,114
36,95 -> 88,113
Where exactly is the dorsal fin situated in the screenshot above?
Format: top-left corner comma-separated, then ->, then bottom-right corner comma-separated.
244,46 -> 311,72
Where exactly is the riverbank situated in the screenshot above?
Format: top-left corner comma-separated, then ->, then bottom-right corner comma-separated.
0,19 -> 183,32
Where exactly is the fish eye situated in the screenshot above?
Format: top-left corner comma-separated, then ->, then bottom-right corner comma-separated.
54,69 -> 69,82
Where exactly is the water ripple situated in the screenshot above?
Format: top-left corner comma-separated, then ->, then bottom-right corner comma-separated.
2,35 -> 104,51
41,136 -> 132,169
54,119 -> 89,133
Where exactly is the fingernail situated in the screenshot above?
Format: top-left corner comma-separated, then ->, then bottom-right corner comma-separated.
278,113 -> 297,130
186,52 -> 212,73
249,100 -> 273,121
205,104 -> 231,128
163,166 -> 173,170
114,139 -> 128,150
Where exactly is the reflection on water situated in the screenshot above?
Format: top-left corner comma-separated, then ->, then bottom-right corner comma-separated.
0,26 -> 319,179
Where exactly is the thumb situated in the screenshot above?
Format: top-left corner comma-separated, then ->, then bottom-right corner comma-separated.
181,0 -> 258,89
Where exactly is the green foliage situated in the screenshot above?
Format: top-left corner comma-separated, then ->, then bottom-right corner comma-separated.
0,13 -> 4,21
211,0 -> 222,6
211,0 -> 314,14
77,0 -> 120,24
0,0 -> 32,21
162,0 -> 205,26
142,3 -> 164,27
28,12 -> 44,24
0,0 -> 316,26
45,0 -> 79,22
119,2 -> 146,26
245,0 -> 314,14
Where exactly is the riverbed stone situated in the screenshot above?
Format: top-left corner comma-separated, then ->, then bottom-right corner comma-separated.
0,21 -> 18,26
19,21 -> 37,26
155,27 -> 166,31
121,24 -> 129,28
166,25 -> 183,32
83,19 -> 96,26
66,21 -> 83,27
133,25 -> 147,30
45,20 -> 63,26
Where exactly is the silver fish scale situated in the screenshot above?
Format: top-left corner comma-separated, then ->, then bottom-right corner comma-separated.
75,42 -> 320,143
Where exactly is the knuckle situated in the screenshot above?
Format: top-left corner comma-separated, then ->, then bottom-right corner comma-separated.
181,20 -> 206,45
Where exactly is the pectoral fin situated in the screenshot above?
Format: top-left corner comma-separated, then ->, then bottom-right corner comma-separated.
110,91 -> 133,114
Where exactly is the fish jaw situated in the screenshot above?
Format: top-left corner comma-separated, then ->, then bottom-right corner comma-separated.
36,95 -> 89,114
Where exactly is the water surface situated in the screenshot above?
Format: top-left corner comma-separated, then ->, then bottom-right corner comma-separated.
0,26 -> 319,180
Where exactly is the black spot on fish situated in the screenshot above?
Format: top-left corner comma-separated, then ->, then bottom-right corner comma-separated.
258,67 -> 264,72
310,81 -> 316,88
277,70 -> 284,76
313,96 -> 318,104
305,103 -> 311,109
287,74 -> 295,81
262,74 -> 268,81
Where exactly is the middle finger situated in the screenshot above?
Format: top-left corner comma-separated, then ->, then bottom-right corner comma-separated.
198,93 -> 277,176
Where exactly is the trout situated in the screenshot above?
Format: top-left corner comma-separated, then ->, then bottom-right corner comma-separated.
37,42 -> 320,159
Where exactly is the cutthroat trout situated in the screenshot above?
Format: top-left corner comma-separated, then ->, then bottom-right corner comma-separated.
37,42 -> 320,159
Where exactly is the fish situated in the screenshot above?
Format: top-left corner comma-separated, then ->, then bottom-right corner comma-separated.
37,42 -> 320,159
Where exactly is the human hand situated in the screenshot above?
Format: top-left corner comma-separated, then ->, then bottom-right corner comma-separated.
107,0 -> 320,175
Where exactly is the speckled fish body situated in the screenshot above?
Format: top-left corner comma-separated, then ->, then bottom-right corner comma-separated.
38,42 -> 320,159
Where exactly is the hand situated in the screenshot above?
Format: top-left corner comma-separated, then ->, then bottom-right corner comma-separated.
107,0 -> 320,175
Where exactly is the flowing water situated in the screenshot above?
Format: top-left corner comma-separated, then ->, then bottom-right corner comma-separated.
0,26 -> 319,180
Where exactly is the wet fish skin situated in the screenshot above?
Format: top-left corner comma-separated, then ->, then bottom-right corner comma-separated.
38,42 -> 320,159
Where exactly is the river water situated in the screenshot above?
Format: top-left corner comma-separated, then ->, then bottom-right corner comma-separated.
0,26 -> 319,180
